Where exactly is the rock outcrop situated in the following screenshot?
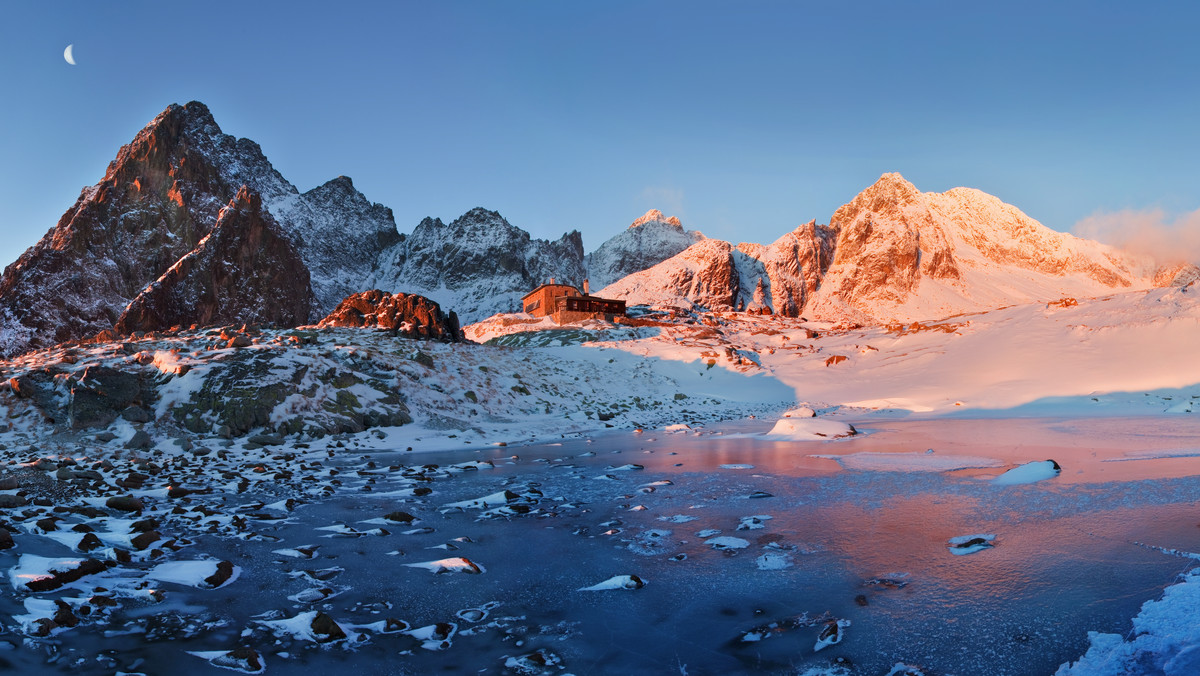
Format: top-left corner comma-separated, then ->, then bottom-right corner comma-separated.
317,290 -> 462,342
585,210 -> 705,289
115,187 -> 314,334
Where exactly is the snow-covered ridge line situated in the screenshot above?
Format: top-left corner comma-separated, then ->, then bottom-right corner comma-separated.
596,173 -> 1199,324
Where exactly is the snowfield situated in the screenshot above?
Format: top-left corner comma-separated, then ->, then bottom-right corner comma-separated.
0,282 -> 1196,673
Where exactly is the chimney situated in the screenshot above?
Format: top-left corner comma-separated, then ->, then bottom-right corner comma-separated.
583,279 -> 590,295
550,277 -> 555,285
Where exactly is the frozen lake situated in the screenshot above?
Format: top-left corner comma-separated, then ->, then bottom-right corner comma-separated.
5,416 -> 1200,675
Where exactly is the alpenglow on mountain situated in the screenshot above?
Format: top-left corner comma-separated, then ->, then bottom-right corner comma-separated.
601,173 -> 1197,323
584,209 -> 705,289
1,102 -> 1197,358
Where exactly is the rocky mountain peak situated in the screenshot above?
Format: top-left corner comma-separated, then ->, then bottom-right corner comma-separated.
369,206 -> 586,323
833,172 -> 922,221
458,207 -> 507,227
303,176 -> 366,206
803,175 -> 1154,323
277,173 -> 400,316
586,210 -> 705,289
115,186 -> 313,334
630,209 -> 684,229
0,100 -> 299,352
316,175 -> 355,192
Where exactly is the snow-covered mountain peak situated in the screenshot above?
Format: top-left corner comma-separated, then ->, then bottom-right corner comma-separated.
368,207 -> 585,323
301,175 -> 385,214
585,210 -> 706,289
865,171 -> 921,199
630,209 -> 684,229
457,207 -> 509,228
597,219 -> 835,316
314,175 -> 356,193
804,175 -> 1160,323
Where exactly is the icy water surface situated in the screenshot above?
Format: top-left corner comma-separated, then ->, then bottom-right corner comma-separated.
4,418 -> 1200,675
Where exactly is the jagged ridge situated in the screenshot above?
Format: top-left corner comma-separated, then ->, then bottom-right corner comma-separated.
600,173 -> 1194,323
370,207 -> 585,323
585,209 -> 705,289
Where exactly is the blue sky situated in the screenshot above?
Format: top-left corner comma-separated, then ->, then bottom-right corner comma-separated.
2,1 -> 1198,266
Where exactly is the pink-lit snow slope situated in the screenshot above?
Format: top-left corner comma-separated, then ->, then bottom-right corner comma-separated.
572,284 -> 1200,417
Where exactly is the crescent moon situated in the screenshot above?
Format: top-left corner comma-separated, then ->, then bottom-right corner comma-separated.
64,44 -> 75,66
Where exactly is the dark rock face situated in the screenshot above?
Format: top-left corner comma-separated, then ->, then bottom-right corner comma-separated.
114,187 -> 314,334
8,370 -> 63,420
374,208 -> 585,322
317,290 -> 461,342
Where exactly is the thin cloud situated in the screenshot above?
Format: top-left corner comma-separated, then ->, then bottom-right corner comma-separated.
639,186 -> 686,221
1072,208 -> 1200,266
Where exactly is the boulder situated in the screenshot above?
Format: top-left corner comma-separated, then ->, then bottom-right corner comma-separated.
317,289 -> 462,342
0,495 -> 28,508
203,560 -> 236,588
310,612 -> 348,642
22,558 -> 113,592
209,648 -> 264,673
125,430 -> 153,450
106,496 -> 144,513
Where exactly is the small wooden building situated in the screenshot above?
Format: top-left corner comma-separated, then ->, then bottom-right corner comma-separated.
521,279 -> 626,324
522,282 -> 580,316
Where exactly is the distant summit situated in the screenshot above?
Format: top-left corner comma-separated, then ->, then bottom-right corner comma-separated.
630,209 -> 684,229
368,207 -> 585,322
585,210 -> 704,289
